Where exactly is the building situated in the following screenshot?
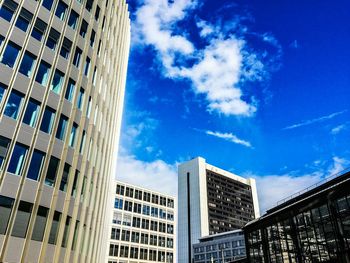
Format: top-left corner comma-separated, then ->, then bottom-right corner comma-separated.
107,180 -> 176,263
0,0 -> 130,262
244,169 -> 350,263
193,229 -> 246,263
178,157 -> 260,263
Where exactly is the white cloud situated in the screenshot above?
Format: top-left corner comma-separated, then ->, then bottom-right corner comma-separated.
283,110 -> 347,130
116,154 -> 178,197
134,0 -> 278,116
331,123 -> 348,135
328,156 -> 350,176
205,130 -> 252,148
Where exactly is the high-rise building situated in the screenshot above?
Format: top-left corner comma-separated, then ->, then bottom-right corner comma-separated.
0,0 -> 130,262
178,157 -> 259,263
244,169 -> 350,263
107,180 -> 176,263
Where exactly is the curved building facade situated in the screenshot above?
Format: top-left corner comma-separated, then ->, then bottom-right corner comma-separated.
0,0 -> 130,262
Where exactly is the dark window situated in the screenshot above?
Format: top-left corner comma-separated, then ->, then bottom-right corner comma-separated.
71,170 -> 79,197
19,51 -> 36,77
4,90 -> 23,119
27,150 -> 45,181
12,201 -> 33,238
55,1 -> 68,20
69,123 -> 78,147
94,5 -> 100,20
0,136 -> 11,169
1,41 -> 21,68
85,0 -> 93,12
0,0 -> 18,22
45,156 -> 60,187
8,143 -> 28,176
48,211 -> 61,244
56,114 -> 68,140
50,69 -> 64,94
90,30 -> 96,47
31,206 -> 49,241
68,10 -> 79,29
46,28 -> 60,50
77,87 -> 84,109
23,98 -> 40,127
40,106 -> 56,134
42,0 -> 54,11
15,8 -> 33,32
72,47 -> 82,67
0,195 -> 14,234
83,57 -> 90,76
0,82 -> 5,103
79,20 -> 88,38
65,78 -> 75,101
59,163 -> 70,192
31,18 -> 47,41
61,216 -> 71,247
35,60 -> 51,86
60,37 -> 72,59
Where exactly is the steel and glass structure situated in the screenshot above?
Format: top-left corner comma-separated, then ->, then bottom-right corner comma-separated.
0,0 -> 130,262
108,180 -> 176,263
244,169 -> 350,263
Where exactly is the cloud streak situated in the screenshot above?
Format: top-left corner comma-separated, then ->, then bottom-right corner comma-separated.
133,0 -> 280,116
283,110 -> 347,130
205,130 -> 252,148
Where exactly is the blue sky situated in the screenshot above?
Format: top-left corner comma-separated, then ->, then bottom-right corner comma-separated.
116,0 -> 350,212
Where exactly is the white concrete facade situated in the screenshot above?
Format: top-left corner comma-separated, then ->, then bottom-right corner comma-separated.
178,157 -> 260,263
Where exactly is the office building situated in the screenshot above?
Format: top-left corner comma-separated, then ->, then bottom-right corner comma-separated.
244,169 -> 350,263
178,157 -> 259,263
107,180 -> 176,263
0,0 -> 130,262
193,229 -> 246,263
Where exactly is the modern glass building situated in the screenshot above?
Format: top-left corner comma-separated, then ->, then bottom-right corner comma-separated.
244,169 -> 350,263
108,180 -> 176,263
178,157 -> 260,263
0,0 -> 130,262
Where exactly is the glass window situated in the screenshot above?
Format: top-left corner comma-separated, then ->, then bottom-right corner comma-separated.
0,136 -> 11,169
59,163 -> 70,192
0,0 -> 18,22
50,69 -> 64,94
79,131 -> 86,153
68,10 -> 79,29
7,143 -> 28,175
77,87 -> 84,109
61,216 -> 71,247
1,41 -> 21,68
86,96 -> 92,117
69,123 -> 78,147
65,78 -> 75,101
79,20 -> 88,38
0,195 -> 14,234
19,51 -> 36,77
27,150 -> 45,181
94,5 -> 100,20
23,98 -> 40,127
42,0 -> 54,11
60,37 -> 72,59
48,211 -> 61,244
55,1 -> 68,20
45,156 -> 60,187
0,82 -> 5,103
56,114 -> 68,140
71,170 -> 79,197
40,106 -> 55,134
46,28 -> 60,50
31,18 -> 47,41
72,47 -> 82,67
15,8 -> 33,32
35,60 -> 51,86
83,57 -> 90,76
12,201 -> 33,238
31,206 -> 49,241
85,0 -> 93,12
90,30 -> 96,47
4,90 -> 23,119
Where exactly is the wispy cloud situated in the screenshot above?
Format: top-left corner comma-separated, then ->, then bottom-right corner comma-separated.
133,0 -> 281,116
289,40 -> 299,49
283,110 -> 347,130
331,123 -> 348,135
205,130 -> 252,148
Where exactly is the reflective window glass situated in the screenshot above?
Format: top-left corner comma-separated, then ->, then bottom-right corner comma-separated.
0,136 -> 11,169
31,206 -> 49,241
11,201 -> 33,238
35,60 -> 51,86
7,143 -> 28,175
50,69 -> 64,94
0,195 -> 14,234
65,78 -> 75,101
56,114 -> 68,140
1,41 -> 21,68
4,90 -> 23,119
19,51 -> 36,77
27,150 -> 45,181
55,1 -> 68,20
45,156 -> 60,187
40,106 -> 56,134
23,98 -> 40,127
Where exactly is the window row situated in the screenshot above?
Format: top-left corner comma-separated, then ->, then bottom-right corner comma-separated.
109,244 -> 174,262
116,184 -> 174,208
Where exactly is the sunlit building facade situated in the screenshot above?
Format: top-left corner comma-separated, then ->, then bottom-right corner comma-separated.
244,169 -> 350,263
107,181 -> 176,263
0,0 -> 130,262
178,157 -> 260,263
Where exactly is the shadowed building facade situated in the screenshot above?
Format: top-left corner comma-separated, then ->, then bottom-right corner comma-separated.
0,0 -> 130,262
178,157 -> 260,263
